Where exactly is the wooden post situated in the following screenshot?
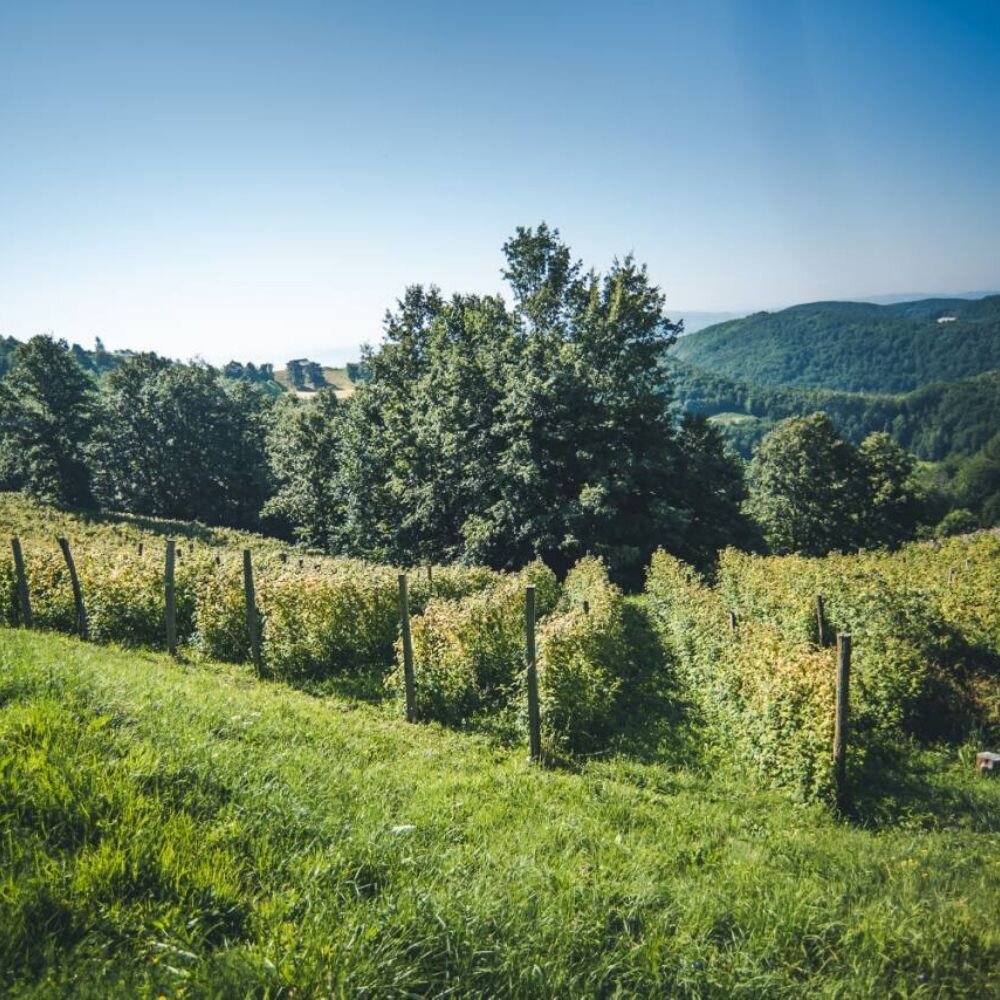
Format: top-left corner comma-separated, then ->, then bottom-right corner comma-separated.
243,549 -> 263,676
138,541 -> 144,557
215,553 -> 221,566
816,594 -> 827,647
582,599 -> 590,616
398,574 -> 416,722
165,539 -> 177,656
426,564 -> 433,591
525,585 -> 542,762
834,632 -> 852,808
728,609 -> 737,636
10,537 -> 32,629
57,537 -> 87,639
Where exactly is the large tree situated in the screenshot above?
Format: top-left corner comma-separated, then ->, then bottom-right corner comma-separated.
90,355 -> 271,527
856,431 -> 923,547
746,412 -> 865,556
263,388 -> 344,547
0,335 -> 95,506
323,225 -> 744,582
747,414 -> 928,555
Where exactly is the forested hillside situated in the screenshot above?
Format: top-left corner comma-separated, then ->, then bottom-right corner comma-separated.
670,361 -> 1000,460
673,296 -> 1000,393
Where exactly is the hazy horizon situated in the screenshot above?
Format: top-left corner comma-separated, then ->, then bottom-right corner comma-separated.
2,1 -> 999,365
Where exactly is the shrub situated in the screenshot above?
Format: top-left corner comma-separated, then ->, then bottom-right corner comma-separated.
396,560 -> 558,725
535,558 -> 635,755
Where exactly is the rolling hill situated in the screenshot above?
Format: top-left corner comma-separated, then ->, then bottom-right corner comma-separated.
670,361 -> 1000,460
672,295 -> 1000,394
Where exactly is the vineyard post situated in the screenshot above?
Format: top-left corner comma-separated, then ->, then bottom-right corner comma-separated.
57,537 -> 88,639
816,594 -> 827,647
10,537 -> 32,629
728,609 -> 737,636
398,574 -> 416,722
138,541 -> 143,557
834,632 -> 852,808
525,585 -> 542,762
165,540 -> 177,655
582,599 -> 590,616
243,549 -> 263,676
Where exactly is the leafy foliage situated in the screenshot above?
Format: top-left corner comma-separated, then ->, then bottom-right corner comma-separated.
262,388 -> 344,546
0,335 -> 95,506
747,413 -> 923,555
326,225 -> 747,583
396,560 -> 558,725
645,533 -> 1000,804
89,355 -> 272,528
535,557 -> 640,754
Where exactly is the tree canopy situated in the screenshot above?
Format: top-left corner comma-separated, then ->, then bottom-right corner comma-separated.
747,413 -> 925,555
0,335 -> 95,506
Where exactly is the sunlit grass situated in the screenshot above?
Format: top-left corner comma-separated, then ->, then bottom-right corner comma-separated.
1,630 -> 998,997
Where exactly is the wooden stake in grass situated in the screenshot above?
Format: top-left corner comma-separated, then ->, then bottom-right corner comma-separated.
426,564 -> 433,592
243,549 -> 263,676
138,541 -> 144,557
582,599 -> 590,616
525,585 -> 542,763
165,539 -> 177,656
10,537 -> 32,629
57,537 -> 87,639
728,609 -> 737,636
398,574 -> 416,722
816,594 -> 827,648
834,632 -> 852,808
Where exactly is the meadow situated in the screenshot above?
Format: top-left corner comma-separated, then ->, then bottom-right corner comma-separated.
2,630 -> 998,997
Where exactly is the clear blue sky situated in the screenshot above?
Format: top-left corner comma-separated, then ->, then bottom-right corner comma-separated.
2,0 -> 998,364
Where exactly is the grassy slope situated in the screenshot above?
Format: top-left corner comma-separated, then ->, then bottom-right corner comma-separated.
2,631 -> 998,997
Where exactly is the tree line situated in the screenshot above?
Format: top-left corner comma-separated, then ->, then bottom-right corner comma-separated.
1,226 -> 995,581
669,359 -> 1000,462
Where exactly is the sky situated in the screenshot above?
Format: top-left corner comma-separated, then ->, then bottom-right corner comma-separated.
1,0 -> 999,365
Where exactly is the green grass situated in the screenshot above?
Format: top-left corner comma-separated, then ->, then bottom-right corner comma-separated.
2,630 -> 999,997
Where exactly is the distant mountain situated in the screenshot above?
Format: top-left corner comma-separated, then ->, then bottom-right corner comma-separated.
671,295 -> 1000,395
857,291 -> 1000,306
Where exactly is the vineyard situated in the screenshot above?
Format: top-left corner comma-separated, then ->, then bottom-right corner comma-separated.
1,492 -> 998,808
2,491 -> 999,994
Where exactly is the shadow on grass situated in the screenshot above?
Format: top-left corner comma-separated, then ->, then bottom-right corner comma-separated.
844,741 -> 1000,832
